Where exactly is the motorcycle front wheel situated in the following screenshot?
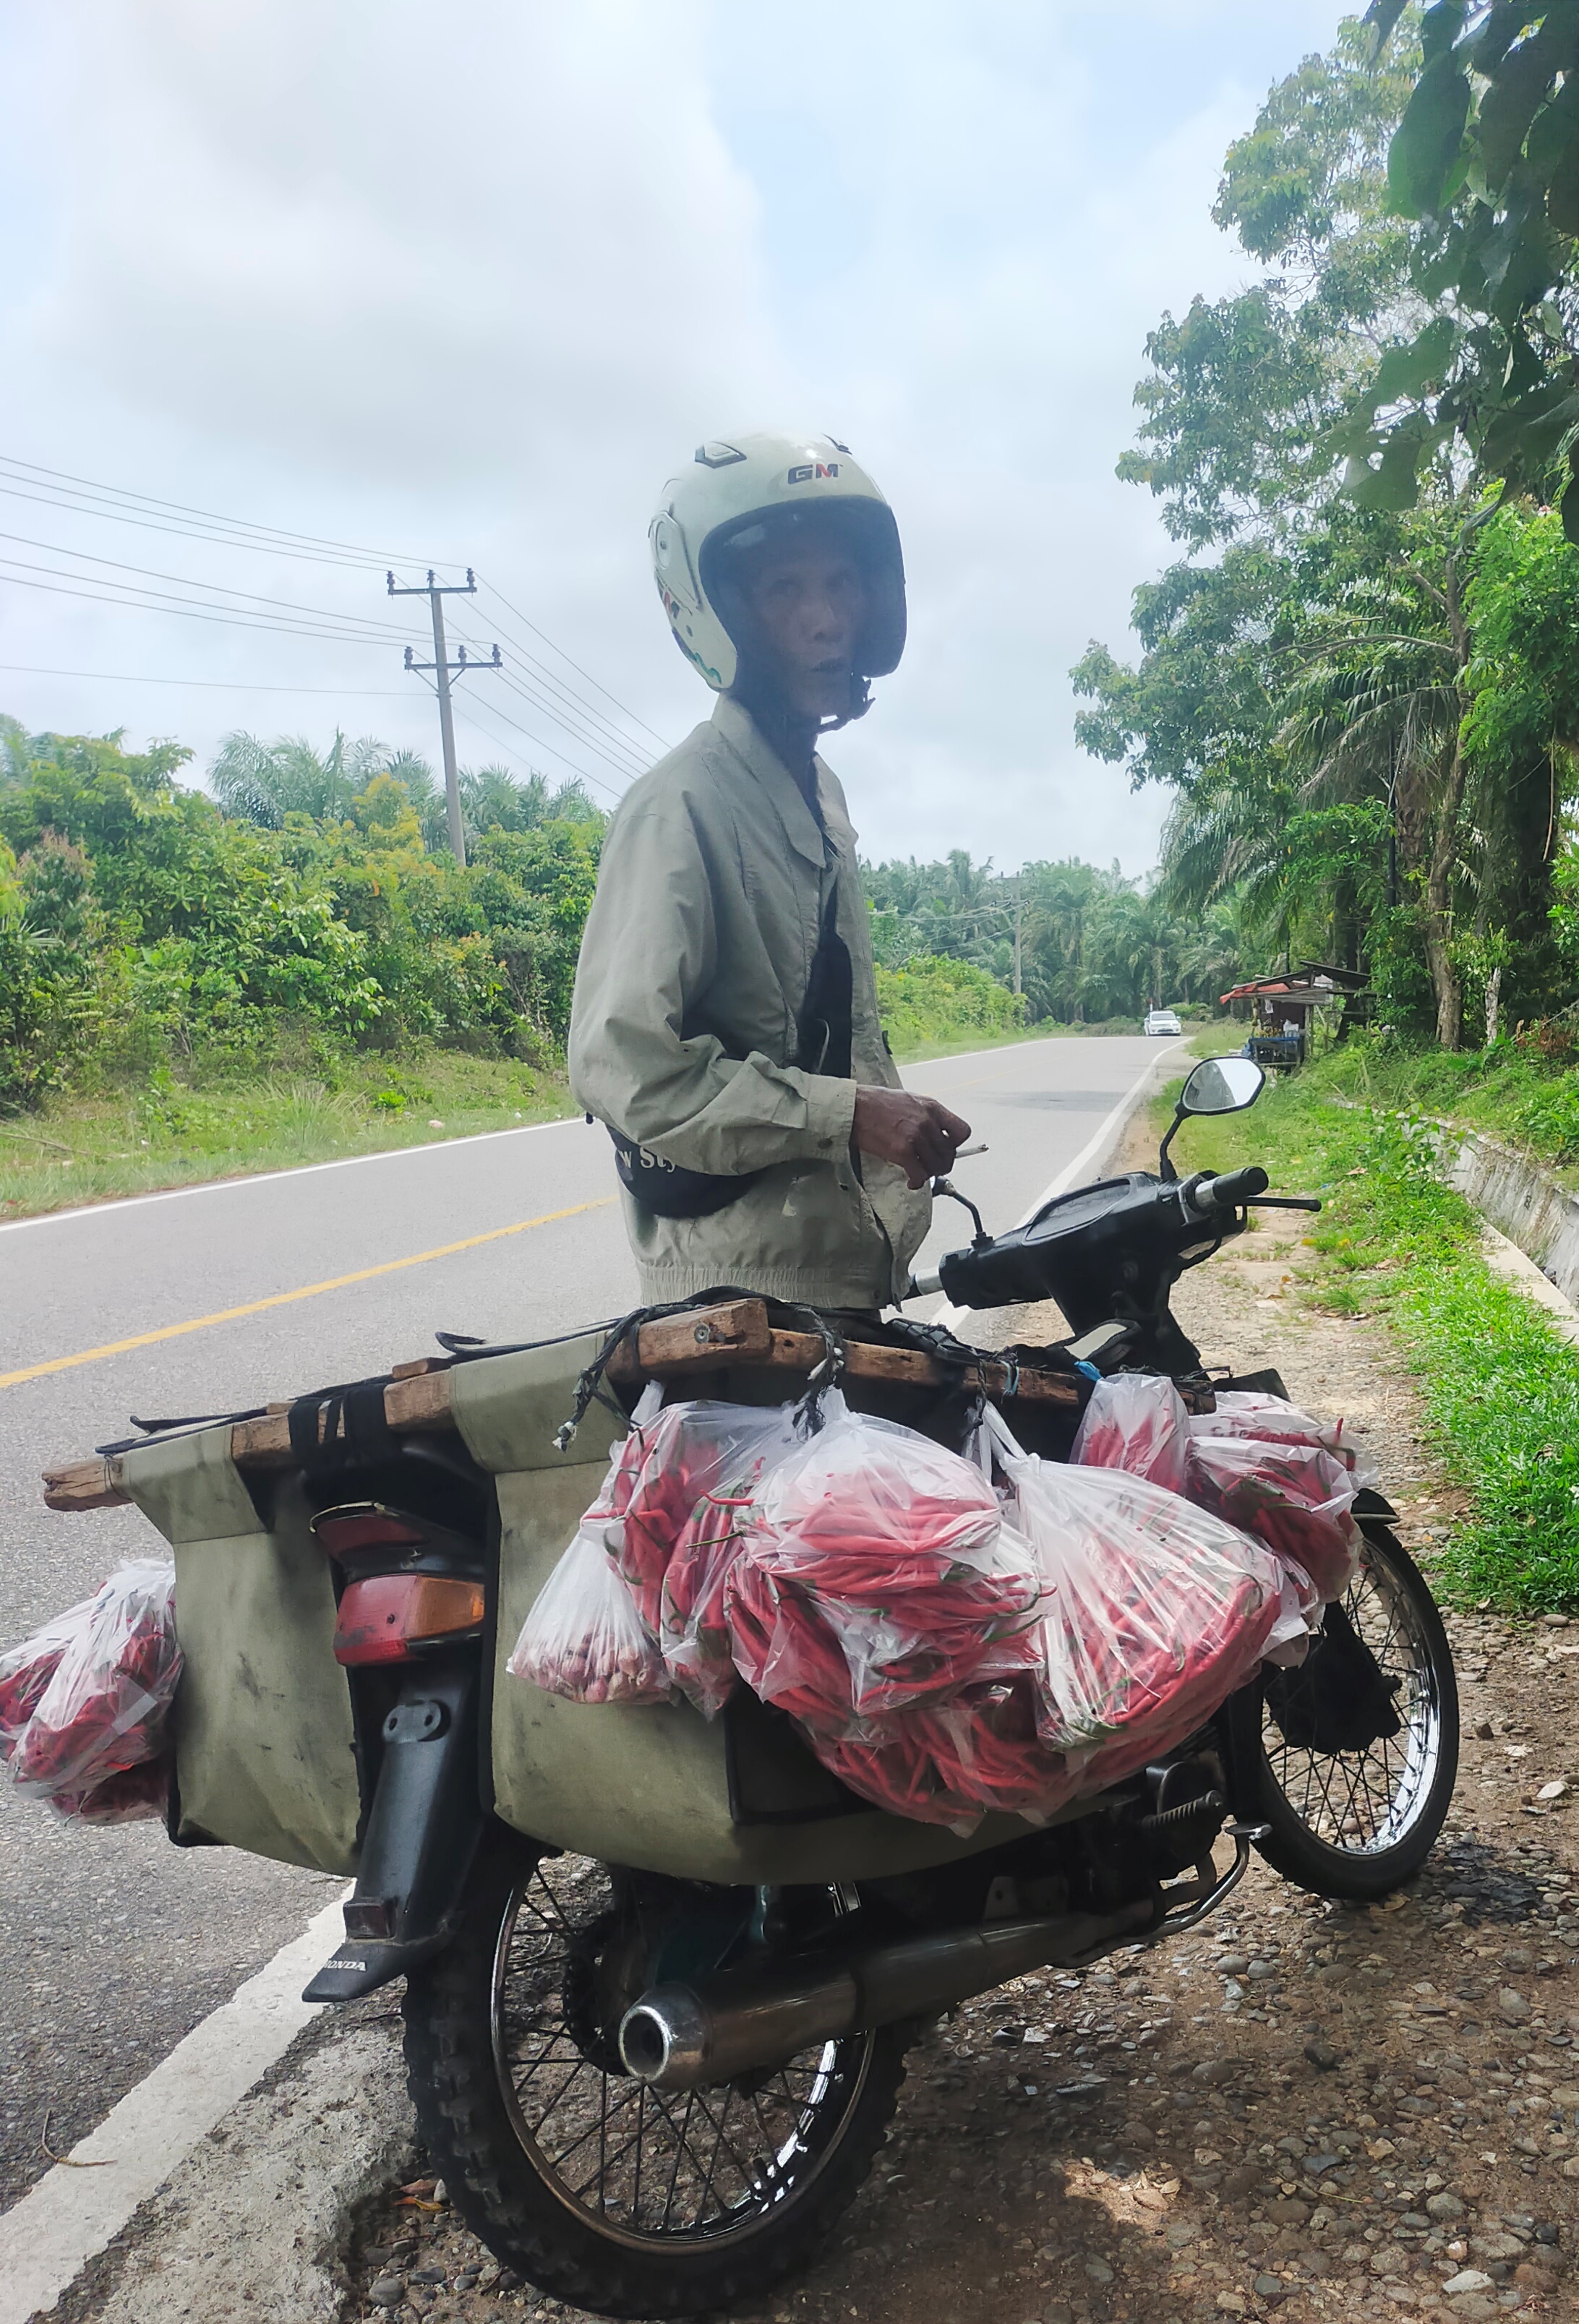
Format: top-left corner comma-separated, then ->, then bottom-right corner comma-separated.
1223,1514 -> 1459,1901
402,1832 -> 907,2319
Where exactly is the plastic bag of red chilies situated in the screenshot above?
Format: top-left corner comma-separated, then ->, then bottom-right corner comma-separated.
818,1678 -> 1084,1833
724,1396 -> 1043,1738
1004,1453 -> 1297,1778
508,1525 -> 671,1705
519,1388 -> 803,1715
10,1560 -> 181,1800
1191,1388 -> 1376,1483
0,1600 -> 95,1765
605,1397 -> 803,1658
1184,1432 -> 1359,1605
51,1756 -> 172,1826
1072,1373 -> 1350,1617
1070,1371 -> 1190,1493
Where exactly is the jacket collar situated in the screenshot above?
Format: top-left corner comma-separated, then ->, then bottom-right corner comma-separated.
711,693 -> 832,870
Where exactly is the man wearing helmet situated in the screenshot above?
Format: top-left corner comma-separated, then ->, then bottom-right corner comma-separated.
568,430 -> 969,1312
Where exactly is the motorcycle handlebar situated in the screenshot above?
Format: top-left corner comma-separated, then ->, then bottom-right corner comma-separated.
1191,1165 -> 1269,1212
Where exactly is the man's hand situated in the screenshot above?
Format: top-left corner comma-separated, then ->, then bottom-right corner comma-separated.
851,1087 -> 972,1190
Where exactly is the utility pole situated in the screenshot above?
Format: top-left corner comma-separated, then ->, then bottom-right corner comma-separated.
1012,873 -> 1023,998
388,567 -> 501,865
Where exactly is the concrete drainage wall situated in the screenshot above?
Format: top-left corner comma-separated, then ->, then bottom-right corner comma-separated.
1436,1128 -> 1579,1308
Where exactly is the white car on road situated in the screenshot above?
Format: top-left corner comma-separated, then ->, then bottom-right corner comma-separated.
1145,1008 -> 1184,1037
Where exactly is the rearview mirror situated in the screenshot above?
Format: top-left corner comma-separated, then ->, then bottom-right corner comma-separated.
1179,1055 -> 1265,1116
1158,1053 -> 1266,1181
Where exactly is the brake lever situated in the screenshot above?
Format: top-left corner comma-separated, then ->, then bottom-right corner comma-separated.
1246,1195 -> 1322,1212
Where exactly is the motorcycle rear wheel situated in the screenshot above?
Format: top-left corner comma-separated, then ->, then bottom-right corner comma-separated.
1225,1515 -> 1458,1900
402,1832 -> 907,2318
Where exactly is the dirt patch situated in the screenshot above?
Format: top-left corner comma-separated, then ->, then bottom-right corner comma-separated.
343,1116 -> 1579,2324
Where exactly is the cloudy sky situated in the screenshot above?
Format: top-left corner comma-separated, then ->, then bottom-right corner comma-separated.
0,1 -> 1345,877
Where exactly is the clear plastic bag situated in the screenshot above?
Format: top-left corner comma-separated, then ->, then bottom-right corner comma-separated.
11,1560 -> 181,1800
1192,1389 -> 1377,1486
1185,1431 -> 1360,1605
659,1490 -> 758,1719
508,1525 -> 672,1705
724,1398 -> 1042,1737
0,1599 -> 95,1765
51,1756 -> 172,1826
1071,1373 -> 1191,1494
602,1395 -> 805,1645
816,1678 -> 1084,1835
1004,1457 -> 1287,1768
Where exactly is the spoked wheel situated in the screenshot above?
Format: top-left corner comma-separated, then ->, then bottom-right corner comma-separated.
403,1833 -> 907,2318
1225,1514 -> 1459,1900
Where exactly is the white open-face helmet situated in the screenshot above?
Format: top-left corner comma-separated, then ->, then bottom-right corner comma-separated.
649,429 -> 906,696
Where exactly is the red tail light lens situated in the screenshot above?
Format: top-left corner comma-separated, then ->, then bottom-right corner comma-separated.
313,1504 -> 427,1560
333,1574 -> 487,1666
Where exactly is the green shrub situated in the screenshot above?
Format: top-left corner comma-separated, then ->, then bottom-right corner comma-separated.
875,953 -> 1028,1055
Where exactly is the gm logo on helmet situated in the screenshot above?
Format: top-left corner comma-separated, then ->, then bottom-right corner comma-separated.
787,462 -> 839,484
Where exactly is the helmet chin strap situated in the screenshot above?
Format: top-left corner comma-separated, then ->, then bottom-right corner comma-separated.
818,675 -> 873,732
731,657 -> 870,758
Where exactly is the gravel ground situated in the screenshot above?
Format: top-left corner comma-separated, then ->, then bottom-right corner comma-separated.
343,1136 -> 1579,2324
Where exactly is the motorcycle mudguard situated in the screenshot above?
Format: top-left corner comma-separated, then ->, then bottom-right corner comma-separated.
303,1660 -> 484,2002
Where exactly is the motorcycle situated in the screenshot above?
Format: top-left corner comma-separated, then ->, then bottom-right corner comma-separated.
122,1056 -> 1464,2317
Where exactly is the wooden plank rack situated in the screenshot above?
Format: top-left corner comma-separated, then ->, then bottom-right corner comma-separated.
41,1298 -> 1081,1514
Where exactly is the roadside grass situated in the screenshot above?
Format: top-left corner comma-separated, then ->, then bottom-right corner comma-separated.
0,1050 -> 577,1222
0,1012 -> 1102,1222
1157,1058 -> 1579,1614
896,1016 -> 1150,1064
1312,1030 -> 1579,1181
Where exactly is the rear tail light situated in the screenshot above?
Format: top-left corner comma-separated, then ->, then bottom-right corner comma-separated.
312,1504 -> 427,1559
333,1574 -> 487,1667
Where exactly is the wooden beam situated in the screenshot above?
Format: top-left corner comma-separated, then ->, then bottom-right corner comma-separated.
229,1368 -> 457,1469
758,1328 -> 1081,1406
43,1455 -> 128,1513
607,1298 -> 777,1379
41,1302 -> 1082,1511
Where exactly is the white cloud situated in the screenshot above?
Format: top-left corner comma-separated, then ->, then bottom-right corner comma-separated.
0,0 -> 1345,865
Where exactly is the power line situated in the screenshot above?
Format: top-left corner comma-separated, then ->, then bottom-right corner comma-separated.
0,662 -> 411,695
0,477 -> 393,573
0,528 -> 427,642
474,574 -> 670,750
445,630 -> 649,784
448,609 -> 652,776
1,449 -> 666,775
0,453 -> 431,568
0,565 -> 416,646
445,687 -> 623,804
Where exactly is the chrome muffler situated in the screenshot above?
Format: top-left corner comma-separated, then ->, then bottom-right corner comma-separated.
618,1900 -> 1152,2091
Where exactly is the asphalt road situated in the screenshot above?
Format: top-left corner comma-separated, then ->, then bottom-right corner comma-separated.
0,1031 -> 1162,2208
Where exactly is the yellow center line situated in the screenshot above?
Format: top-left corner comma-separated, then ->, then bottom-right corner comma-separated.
0,1197 -> 617,1391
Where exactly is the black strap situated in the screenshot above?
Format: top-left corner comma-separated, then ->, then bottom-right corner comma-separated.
286,1377 -> 400,1473
796,889 -> 853,1079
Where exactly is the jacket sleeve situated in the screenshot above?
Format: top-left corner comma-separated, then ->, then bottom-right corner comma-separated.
568,791 -> 857,1175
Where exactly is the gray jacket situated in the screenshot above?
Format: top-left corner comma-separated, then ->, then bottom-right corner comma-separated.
568,695 -> 930,1308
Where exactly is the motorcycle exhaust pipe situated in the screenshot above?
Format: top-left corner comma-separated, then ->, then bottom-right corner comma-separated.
618,1899 -> 1152,2092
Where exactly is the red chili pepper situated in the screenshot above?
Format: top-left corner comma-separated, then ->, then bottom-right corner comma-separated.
10,1561 -> 181,1800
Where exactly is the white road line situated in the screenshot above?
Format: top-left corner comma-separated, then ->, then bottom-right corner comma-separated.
0,1034 -> 1140,1238
932,1047 -> 1172,1334
0,1112 -> 593,1235
0,1890 -> 348,2324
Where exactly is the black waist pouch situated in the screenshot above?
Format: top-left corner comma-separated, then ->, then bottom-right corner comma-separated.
608,901 -> 853,1221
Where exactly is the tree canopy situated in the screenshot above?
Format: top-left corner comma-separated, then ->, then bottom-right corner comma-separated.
1076,4 -> 1579,1050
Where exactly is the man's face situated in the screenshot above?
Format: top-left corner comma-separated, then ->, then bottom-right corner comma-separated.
740,539 -> 868,719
